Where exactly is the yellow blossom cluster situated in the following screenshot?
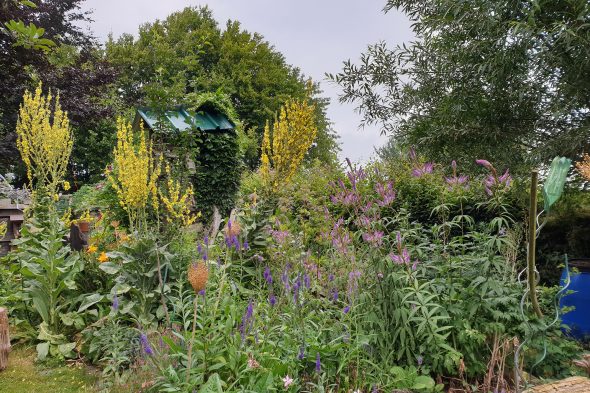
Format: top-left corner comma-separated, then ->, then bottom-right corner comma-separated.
260,98 -> 317,188
16,83 -> 73,192
576,153 -> 590,181
159,164 -> 198,227
109,118 -> 161,231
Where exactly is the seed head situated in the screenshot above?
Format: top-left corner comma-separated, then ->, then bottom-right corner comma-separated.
188,260 -> 209,293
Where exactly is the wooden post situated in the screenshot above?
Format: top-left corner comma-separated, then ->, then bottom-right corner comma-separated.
0,307 -> 10,371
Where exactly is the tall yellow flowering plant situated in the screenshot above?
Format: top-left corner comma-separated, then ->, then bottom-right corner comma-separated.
109,118 -> 161,232
16,83 -> 73,193
260,98 -> 317,189
159,164 -> 198,227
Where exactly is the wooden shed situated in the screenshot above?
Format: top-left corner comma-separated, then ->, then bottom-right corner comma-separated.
0,199 -> 27,256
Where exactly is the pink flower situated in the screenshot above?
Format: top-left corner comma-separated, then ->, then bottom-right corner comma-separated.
411,162 -> 434,177
475,159 -> 493,171
282,375 -> 294,388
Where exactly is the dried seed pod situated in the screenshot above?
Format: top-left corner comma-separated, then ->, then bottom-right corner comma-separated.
188,260 -> 209,293
224,219 -> 241,238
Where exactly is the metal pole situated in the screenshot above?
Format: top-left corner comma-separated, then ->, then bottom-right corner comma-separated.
528,170 -> 543,318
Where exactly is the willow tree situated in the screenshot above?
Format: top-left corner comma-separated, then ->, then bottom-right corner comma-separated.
331,0 -> 590,172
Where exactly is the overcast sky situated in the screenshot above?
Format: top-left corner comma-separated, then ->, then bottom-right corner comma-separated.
80,0 -> 413,163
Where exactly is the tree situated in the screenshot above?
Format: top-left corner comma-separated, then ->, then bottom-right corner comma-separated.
0,0 -> 117,180
106,6 -> 338,168
330,0 -> 590,172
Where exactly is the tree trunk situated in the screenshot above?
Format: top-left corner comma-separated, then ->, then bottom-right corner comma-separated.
0,307 -> 10,371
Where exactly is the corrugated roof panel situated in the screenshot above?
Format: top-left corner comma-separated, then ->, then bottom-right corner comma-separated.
166,110 -> 193,132
136,106 -> 235,132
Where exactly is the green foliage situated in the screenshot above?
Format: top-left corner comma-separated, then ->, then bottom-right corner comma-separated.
98,234 -> 177,327
192,128 -> 241,217
106,6 -> 339,170
330,0 -> 590,173
3,20 -> 55,51
10,188 -> 84,360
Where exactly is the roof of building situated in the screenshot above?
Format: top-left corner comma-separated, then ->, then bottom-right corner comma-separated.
135,106 -> 235,132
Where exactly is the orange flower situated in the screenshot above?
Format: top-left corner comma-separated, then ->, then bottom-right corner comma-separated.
111,220 -> 120,229
87,244 -> 97,253
98,252 -> 109,263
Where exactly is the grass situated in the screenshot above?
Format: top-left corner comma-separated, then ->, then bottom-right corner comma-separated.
0,346 -> 99,393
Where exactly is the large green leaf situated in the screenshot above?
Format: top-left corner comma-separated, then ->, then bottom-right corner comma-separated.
542,156 -> 571,212
36,342 -> 49,361
78,293 -> 104,312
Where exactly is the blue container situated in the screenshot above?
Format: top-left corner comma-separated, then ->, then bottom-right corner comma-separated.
560,259 -> 590,339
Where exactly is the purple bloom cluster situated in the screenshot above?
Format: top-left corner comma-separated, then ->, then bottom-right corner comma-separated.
270,228 -> 289,244
476,159 -> 512,195
374,181 -> 396,207
330,219 -> 352,255
445,160 -> 469,190
239,300 -> 255,342
411,162 -> 435,178
362,230 -> 384,246
389,231 -> 419,270
140,333 -> 154,356
263,265 -> 273,286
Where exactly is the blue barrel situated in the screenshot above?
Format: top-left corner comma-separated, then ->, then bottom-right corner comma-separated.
560,259 -> 590,339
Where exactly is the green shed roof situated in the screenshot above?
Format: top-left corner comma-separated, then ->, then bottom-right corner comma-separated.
135,106 -> 235,132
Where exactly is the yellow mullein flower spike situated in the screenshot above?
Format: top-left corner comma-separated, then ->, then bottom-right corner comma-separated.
109,118 -> 160,231
16,83 -> 73,193
258,98 -> 317,190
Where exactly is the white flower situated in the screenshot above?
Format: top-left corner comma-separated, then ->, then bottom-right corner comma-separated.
282,375 -> 294,388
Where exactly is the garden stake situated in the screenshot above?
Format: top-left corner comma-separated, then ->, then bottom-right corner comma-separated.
527,170 -> 542,319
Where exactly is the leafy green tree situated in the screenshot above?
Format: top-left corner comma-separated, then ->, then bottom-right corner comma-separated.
330,0 -> 590,172
106,6 -> 338,168
0,0 -> 120,183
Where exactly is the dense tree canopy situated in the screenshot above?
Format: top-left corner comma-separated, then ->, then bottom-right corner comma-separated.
0,0 -> 118,182
331,0 -> 590,172
106,6 -> 339,167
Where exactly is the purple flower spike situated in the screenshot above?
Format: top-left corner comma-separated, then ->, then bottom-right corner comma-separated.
269,293 -> 276,307
263,266 -> 273,285
475,159 -> 493,170
343,305 -> 351,314
315,352 -> 321,373
140,333 -> 154,356
112,293 -> 119,311
298,345 -> 305,360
